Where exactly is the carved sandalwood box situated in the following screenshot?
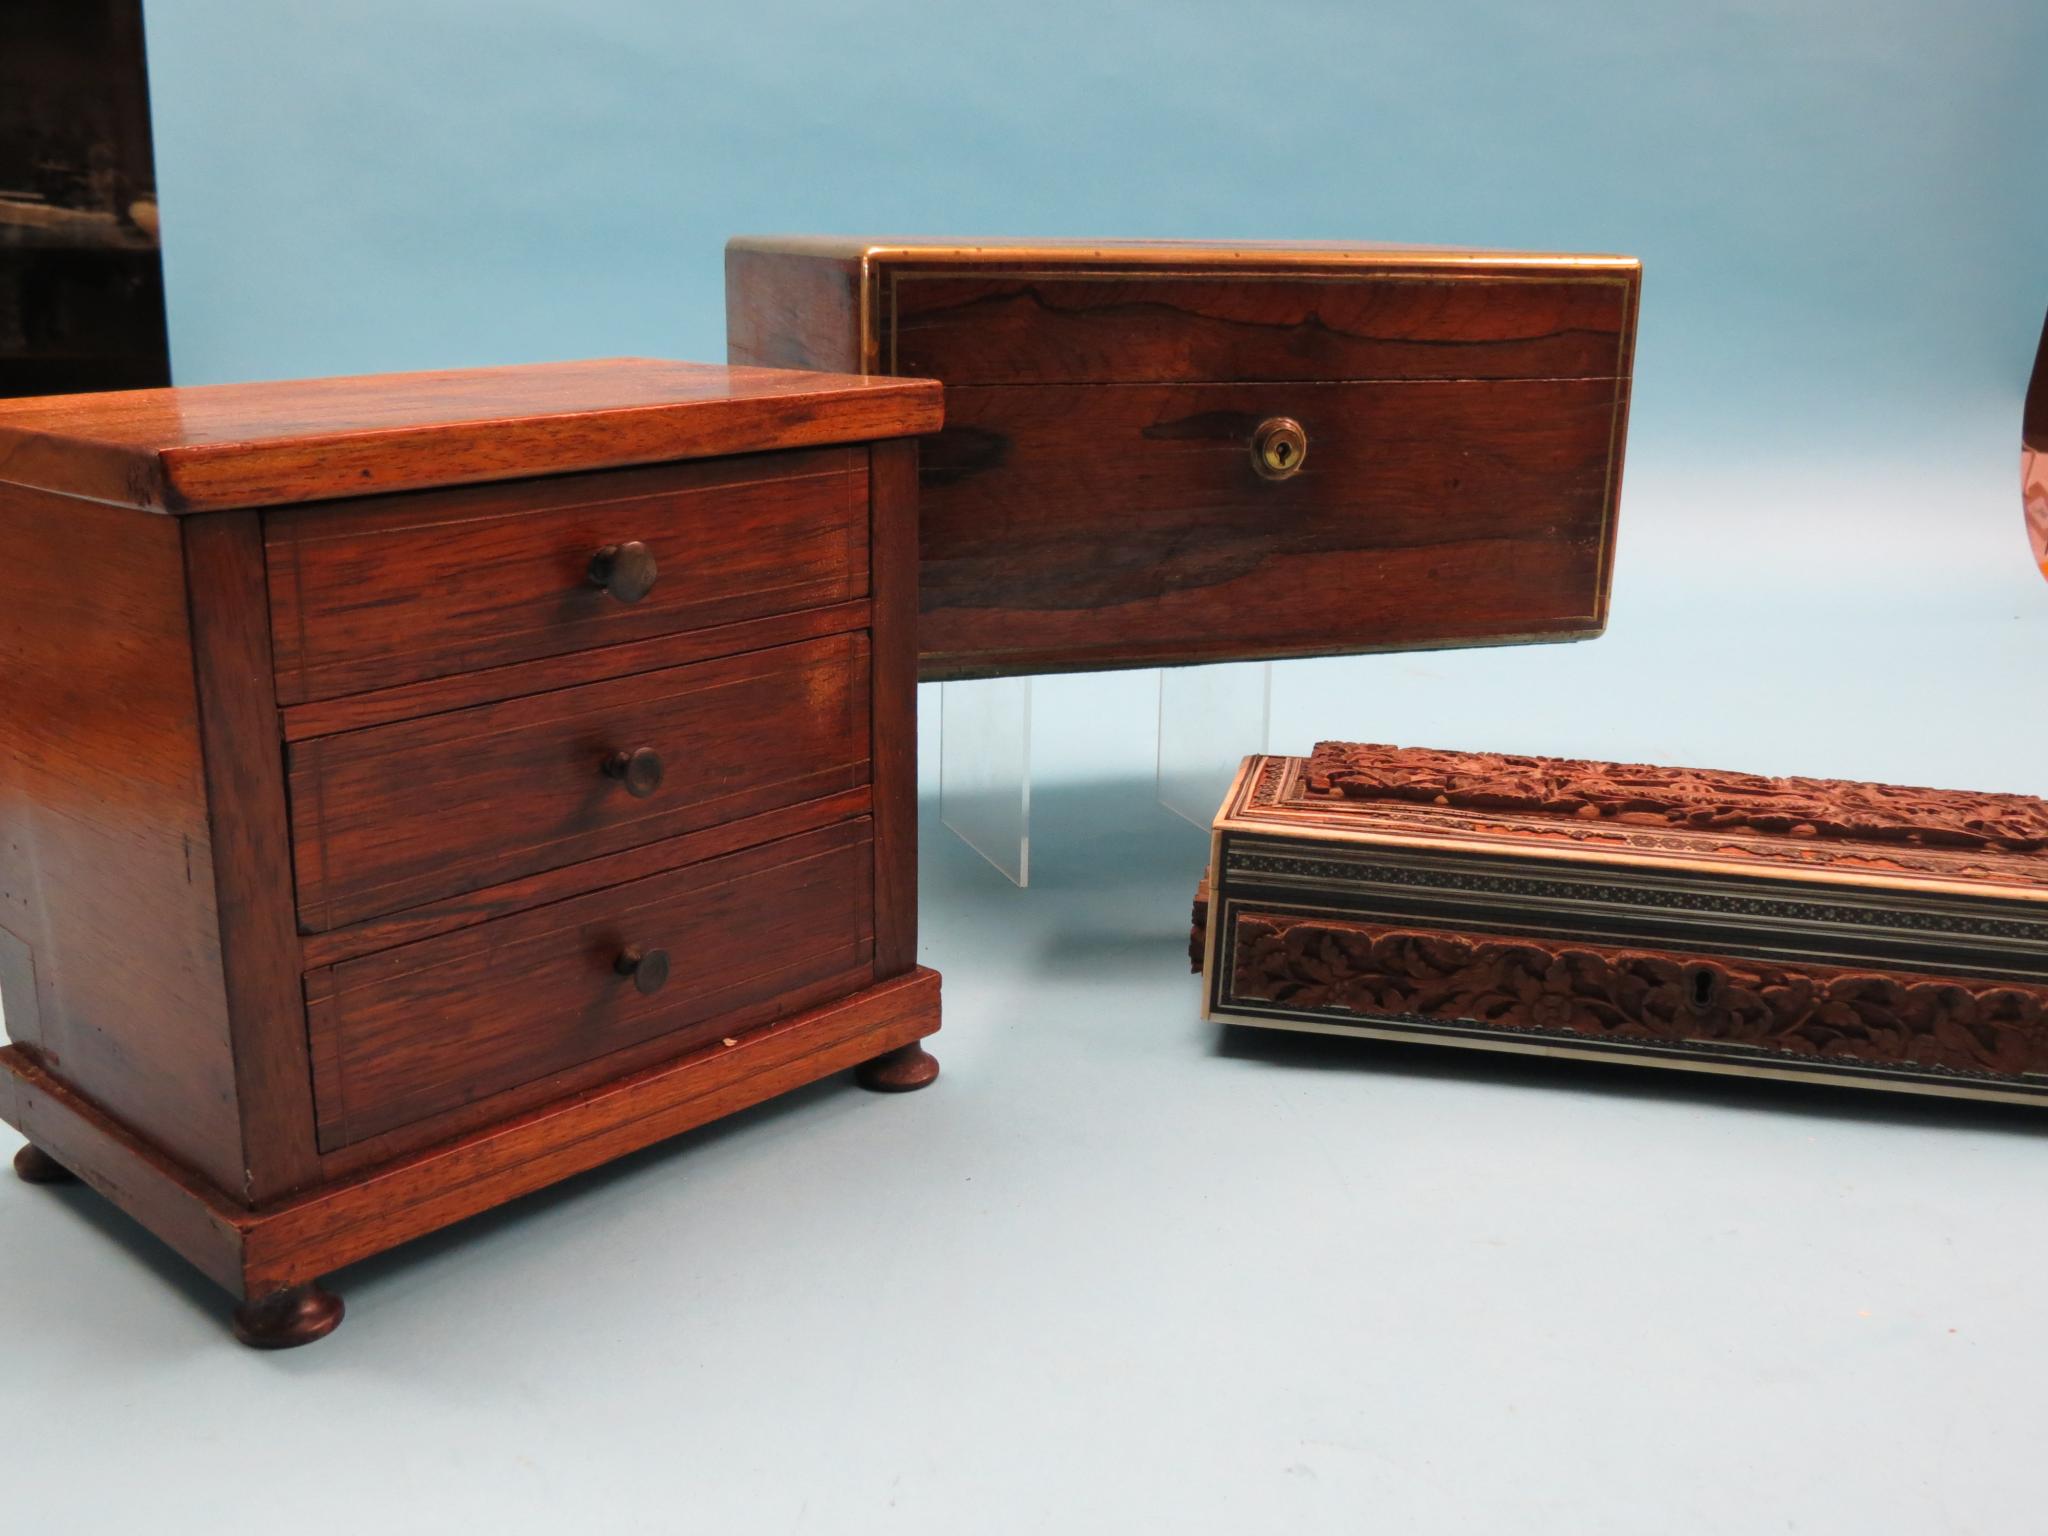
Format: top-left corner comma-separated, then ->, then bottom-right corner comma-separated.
727,238 -> 1641,681
1194,743 -> 2048,1106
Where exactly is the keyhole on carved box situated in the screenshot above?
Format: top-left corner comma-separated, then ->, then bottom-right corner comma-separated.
1688,966 -> 1720,1010
1270,441 -> 1294,467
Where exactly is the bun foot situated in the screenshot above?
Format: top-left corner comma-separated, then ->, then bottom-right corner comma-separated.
233,1283 -> 344,1350
856,1040 -> 939,1093
13,1144 -> 76,1185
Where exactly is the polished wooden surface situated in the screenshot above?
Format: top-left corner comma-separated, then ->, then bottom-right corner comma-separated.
266,450 -> 870,703
0,485 -> 246,1193
0,966 -> 940,1302
0,1040 -> 249,1293
727,238 -> 1638,679
298,787 -> 875,970
919,377 -> 1618,677
277,601 -> 869,741
725,244 -> 867,373
887,271 -> 1633,384
12,1143 -> 75,1184
184,513 -> 323,1200
304,820 -> 876,1150
232,1282 -> 343,1350
287,632 -> 871,930
867,439 -> 921,976
855,1040 -> 939,1092
0,357 -> 942,513
0,360 -> 939,1343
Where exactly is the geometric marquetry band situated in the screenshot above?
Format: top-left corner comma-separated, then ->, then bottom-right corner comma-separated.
1222,843 -> 2048,949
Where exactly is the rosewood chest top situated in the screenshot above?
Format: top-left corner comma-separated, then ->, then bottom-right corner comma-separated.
728,238 -> 1641,680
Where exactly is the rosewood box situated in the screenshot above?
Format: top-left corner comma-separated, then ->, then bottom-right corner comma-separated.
0,358 -> 943,1346
1194,742 -> 2048,1106
728,237 -> 1641,680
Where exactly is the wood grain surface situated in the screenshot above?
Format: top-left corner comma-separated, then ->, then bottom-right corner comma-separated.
0,358 -> 941,513
0,484 -> 246,1192
298,786 -> 874,970
918,378 -> 1621,677
303,819 -> 876,1150
254,965 -> 938,1293
886,271 -> 1634,384
182,513 -> 322,1200
276,601 -> 870,741
287,632 -> 871,931
726,238 -> 1638,679
867,439 -> 920,975
265,449 -> 870,704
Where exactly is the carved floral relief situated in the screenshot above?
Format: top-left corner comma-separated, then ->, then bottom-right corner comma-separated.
1229,913 -> 2048,1080
1302,741 -> 2048,856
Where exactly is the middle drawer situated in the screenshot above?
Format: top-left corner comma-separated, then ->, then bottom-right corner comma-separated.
287,631 -> 871,932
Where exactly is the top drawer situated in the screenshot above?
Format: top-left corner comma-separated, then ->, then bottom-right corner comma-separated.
266,446 -> 868,703
886,272 -> 1636,386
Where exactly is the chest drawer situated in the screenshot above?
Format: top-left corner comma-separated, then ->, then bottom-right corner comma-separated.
920,377 -> 1619,676
288,632 -> 871,932
304,819 -> 876,1151
266,447 -> 868,704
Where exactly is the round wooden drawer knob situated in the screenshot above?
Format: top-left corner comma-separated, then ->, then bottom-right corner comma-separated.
614,946 -> 671,996
1251,417 -> 1308,480
602,746 -> 664,798
587,540 -> 658,604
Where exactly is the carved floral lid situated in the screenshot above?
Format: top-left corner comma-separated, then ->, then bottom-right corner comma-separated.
1216,742 -> 2048,901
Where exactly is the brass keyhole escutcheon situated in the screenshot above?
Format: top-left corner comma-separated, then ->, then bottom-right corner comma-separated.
1252,417 -> 1308,481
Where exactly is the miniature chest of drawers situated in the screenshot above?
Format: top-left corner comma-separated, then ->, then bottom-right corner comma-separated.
0,358 -> 944,1346
1195,743 -> 2048,1106
727,238 -> 1641,680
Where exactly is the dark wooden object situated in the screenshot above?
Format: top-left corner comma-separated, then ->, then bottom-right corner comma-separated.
1194,743 -> 2048,1105
0,359 -> 944,1345
727,238 -> 1641,680
0,1 -> 170,398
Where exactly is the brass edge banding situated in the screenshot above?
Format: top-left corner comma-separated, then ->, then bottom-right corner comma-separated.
850,241 -> 1639,273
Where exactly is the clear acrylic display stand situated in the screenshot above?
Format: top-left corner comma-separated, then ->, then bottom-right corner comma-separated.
938,662 -> 1274,886
939,675 -> 1033,886
1156,661 -> 1272,827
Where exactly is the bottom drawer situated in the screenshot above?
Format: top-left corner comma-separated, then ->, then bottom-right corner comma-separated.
305,819 -> 875,1151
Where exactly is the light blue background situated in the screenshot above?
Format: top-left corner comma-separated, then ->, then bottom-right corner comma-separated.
5,8 -> 2046,1534
145,0 -> 2046,456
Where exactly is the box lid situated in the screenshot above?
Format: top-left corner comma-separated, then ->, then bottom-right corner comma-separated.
1216,742 -> 2048,905
0,357 -> 942,514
